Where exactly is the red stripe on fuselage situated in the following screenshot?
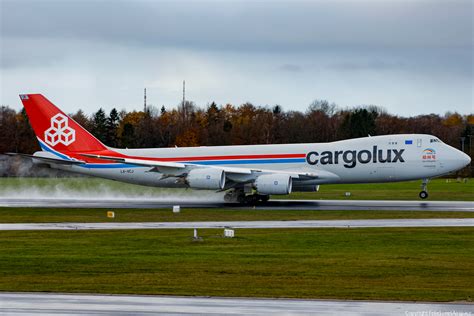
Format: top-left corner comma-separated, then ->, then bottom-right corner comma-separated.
140,153 -> 306,162
66,150 -> 306,164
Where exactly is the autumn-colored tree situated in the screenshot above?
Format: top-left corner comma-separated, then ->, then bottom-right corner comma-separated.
339,108 -> 378,139
15,109 -> 38,153
175,128 -> 200,147
105,108 -> 120,147
0,100 -> 471,177
71,110 -> 92,131
205,102 -> 226,145
116,111 -> 144,148
0,106 -> 18,153
306,100 -> 339,142
443,112 -> 463,127
91,108 -> 108,144
467,115 -> 474,125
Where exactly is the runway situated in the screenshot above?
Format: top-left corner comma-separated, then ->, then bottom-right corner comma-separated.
0,292 -> 472,315
1,218 -> 473,231
0,198 -> 472,211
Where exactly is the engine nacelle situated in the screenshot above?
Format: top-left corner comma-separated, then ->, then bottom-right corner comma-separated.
292,185 -> 320,192
254,174 -> 292,195
186,168 -> 226,190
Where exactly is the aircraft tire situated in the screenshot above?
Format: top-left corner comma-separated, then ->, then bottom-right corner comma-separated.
419,191 -> 428,199
245,194 -> 259,204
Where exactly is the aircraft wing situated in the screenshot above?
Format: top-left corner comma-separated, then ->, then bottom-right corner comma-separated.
79,153 -> 253,175
79,153 -> 327,180
6,152 -> 330,182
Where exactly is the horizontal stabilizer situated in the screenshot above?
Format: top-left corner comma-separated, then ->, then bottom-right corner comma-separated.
5,152 -> 85,165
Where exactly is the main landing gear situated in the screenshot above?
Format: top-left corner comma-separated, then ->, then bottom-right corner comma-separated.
419,178 -> 429,199
224,189 -> 270,204
241,194 -> 270,204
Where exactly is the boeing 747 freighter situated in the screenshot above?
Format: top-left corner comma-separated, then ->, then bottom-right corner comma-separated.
11,94 -> 471,203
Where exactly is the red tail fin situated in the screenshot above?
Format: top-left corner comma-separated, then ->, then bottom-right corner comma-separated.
20,94 -> 107,153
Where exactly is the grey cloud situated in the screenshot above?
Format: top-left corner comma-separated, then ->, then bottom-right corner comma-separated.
279,64 -> 303,72
328,60 -> 408,71
2,0 -> 471,73
0,38 -> 69,69
1,0 -> 471,52
0,0 -> 471,116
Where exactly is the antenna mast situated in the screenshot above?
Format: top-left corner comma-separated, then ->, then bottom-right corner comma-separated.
144,88 -> 147,112
183,81 -> 186,106
182,80 -> 186,120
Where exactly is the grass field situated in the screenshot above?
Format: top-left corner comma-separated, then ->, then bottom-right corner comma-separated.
0,228 -> 472,302
1,177 -> 472,302
0,177 -> 472,201
0,207 -> 473,223
283,179 -> 474,201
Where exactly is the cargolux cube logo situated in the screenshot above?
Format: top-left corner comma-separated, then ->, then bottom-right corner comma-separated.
44,114 -> 76,146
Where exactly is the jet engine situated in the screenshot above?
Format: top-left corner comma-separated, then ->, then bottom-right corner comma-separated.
186,168 -> 226,190
254,174 -> 292,195
292,184 -> 319,192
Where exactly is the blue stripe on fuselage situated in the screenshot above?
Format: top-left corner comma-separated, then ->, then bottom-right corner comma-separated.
79,163 -> 140,169
38,140 -> 72,161
78,158 -> 305,169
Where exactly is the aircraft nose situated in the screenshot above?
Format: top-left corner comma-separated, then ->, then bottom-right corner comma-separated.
447,147 -> 471,172
460,151 -> 471,167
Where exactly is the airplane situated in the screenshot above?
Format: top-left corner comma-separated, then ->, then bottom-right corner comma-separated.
9,94 -> 471,203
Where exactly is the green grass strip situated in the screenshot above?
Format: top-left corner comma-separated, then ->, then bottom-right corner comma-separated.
0,228 -> 472,301
0,208 -> 473,223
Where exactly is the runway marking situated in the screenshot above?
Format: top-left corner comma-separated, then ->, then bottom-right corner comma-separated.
0,292 -> 472,315
0,218 -> 473,231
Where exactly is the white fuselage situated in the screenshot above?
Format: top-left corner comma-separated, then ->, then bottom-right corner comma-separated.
56,134 -> 470,189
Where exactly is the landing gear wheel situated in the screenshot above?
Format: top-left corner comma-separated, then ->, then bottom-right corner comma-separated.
258,195 -> 270,203
227,191 -> 269,205
244,194 -> 259,204
224,189 -> 246,203
419,191 -> 428,199
236,193 -> 247,204
419,178 -> 429,199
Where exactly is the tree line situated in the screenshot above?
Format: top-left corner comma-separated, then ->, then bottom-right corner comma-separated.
0,99 -> 472,174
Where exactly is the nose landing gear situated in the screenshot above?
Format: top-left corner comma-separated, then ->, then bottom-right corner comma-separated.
419,179 -> 429,199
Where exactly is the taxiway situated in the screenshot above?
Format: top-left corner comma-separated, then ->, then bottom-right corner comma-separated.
0,218 -> 473,231
0,292 -> 472,315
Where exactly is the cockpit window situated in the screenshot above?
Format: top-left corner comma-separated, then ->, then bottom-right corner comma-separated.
430,138 -> 441,143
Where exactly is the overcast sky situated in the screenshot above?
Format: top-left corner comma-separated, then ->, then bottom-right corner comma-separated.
1,0 -> 472,116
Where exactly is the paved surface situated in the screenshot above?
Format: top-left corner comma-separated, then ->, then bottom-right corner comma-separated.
0,293 -> 472,315
1,218 -> 473,231
0,198 -> 472,211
